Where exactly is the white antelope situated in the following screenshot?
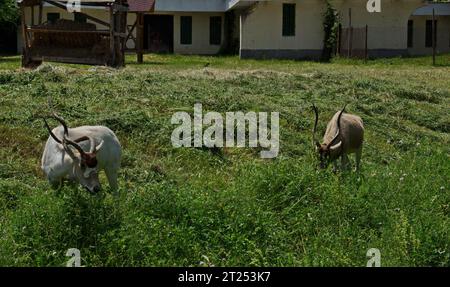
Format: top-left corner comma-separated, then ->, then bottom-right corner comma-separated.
41,113 -> 121,194
312,105 -> 364,171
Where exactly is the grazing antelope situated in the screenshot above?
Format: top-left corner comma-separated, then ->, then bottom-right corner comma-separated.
41,112 -> 121,194
312,104 -> 364,171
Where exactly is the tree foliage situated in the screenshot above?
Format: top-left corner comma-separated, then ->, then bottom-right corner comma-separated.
321,0 -> 339,62
0,0 -> 19,24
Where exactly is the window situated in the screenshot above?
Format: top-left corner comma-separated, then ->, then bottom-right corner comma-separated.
282,3 -> 296,36
210,16 -> 222,45
407,20 -> 413,48
74,13 -> 87,23
180,16 -> 192,45
47,13 -> 60,24
425,20 -> 437,48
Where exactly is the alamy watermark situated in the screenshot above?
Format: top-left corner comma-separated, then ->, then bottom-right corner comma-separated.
367,0 -> 382,13
66,248 -> 81,267
171,104 -> 279,159
66,0 -> 81,13
366,248 -> 381,267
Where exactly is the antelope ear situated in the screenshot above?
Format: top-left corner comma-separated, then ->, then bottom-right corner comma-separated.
330,141 -> 342,152
94,140 -> 104,153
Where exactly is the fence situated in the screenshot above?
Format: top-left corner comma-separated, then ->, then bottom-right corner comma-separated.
337,25 -> 368,59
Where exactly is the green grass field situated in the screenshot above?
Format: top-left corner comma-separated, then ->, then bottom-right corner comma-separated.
0,54 -> 449,266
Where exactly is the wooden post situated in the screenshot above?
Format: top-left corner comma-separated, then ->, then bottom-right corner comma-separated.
432,8 -> 436,66
337,23 -> 341,56
348,8 -> 352,58
39,2 -> 43,25
20,3 -> 29,67
364,24 -> 368,62
109,4 -> 116,66
136,13 -> 144,64
119,1 -> 127,67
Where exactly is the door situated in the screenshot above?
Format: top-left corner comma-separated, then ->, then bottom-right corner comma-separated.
143,15 -> 174,53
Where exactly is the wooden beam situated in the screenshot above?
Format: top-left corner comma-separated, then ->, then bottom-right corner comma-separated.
348,8 -> 352,58
20,5 -> 29,49
35,56 -> 106,65
109,5 -> 116,66
126,20 -> 137,44
20,3 -> 31,67
364,25 -> 368,63
336,24 -> 341,56
27,27 -> 110,34
44,0 -> 111,28
38,2 -> 43,24
136,13 -> 144,64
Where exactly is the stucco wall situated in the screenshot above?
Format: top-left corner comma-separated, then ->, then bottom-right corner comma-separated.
173,12 -> 225,55
333,0 -> 425,52
240,0 -> 326,59
240,0 -> 426,59
408,15 -> 450,56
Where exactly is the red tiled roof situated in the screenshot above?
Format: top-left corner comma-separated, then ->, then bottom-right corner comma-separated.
128,0 -> 155,12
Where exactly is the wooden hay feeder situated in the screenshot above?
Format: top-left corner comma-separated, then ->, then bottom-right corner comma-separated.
19,0 -> 128,68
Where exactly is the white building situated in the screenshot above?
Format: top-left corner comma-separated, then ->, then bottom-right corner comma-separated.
18,0 -> 449,60
408,3 -> 450,56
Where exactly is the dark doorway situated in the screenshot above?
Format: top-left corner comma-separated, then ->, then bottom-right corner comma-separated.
144,15 -> 174,53
0,22 -> 17,55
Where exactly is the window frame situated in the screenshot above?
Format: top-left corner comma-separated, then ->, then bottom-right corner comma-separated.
407,20 -> 413,48
47,12 -> 60,24
425,19 -> 437,48
209,16 -> 222,46
282,3 -> 296,37
180,16 -> 193,45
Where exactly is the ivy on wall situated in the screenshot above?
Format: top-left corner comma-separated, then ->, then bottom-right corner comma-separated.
321,0 -> 339,62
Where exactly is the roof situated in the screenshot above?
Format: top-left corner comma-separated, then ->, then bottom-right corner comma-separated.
412,3 -> 450,16
128,0 -> 155,12
18,0 -> 115,2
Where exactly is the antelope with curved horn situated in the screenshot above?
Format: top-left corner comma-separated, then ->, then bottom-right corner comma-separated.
312,104 -> 364,171
41,111 -> 122,194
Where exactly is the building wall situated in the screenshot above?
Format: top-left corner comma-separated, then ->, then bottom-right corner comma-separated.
240,0 -> 326,60
18,1 -> 445,59
408,15 -> 450,56
239,0 -> 426,59
333,0 -> 424,56
18,6 -> 225,55
173,12 -> 225,55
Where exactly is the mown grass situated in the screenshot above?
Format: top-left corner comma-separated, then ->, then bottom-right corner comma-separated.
0,54 -> 449,266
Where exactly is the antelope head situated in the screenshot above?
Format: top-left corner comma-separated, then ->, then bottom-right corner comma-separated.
312,104 -> 346,169
43,114 -> 104,193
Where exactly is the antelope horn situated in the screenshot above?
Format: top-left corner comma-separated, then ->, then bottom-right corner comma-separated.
327,104 -> 347,148
312,104 -> 320,147
63,135 -> 86,157
47,97 -> 68,137
51,112 -> 69,137
43,117 -> 63,144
